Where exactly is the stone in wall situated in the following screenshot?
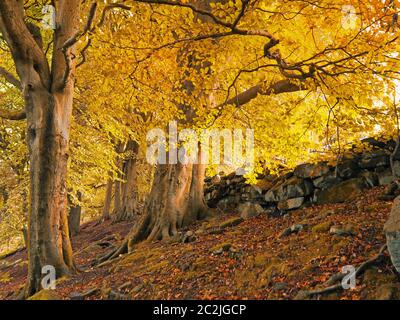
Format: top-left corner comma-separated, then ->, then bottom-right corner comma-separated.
336,159 -> 360,179
359,150 -> 390,169
377,168 -> 394,186
360,170 -> 379,187
393,161 -> 400,177
238,202 -> 264,219
264,176 -> 314,202
293,162 -> 330,179
312,172 -> 341,190
313,178 -> 368,205
277,197 -> 305,210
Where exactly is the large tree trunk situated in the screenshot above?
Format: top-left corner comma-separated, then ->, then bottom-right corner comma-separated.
99,151 -> 209,262
25,89 -> 76,296
113,177 -> 122,216
126,162 -> 208,251
113,142 -> 125,216
0,0 -> 81,297
113,140 -> 140,222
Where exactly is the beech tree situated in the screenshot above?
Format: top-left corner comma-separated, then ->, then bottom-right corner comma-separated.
0,0 -> 134,297
0,0 -> 89,297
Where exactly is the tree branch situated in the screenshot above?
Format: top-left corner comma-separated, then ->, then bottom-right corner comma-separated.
0,67 -> 21,89
224,79 -> 306,107
97,3 -> 132,28
0,107 -> 26,120
0,0 -> 50,88
132,0 -> 275,39
62,2 -> 98,51
59,2 -> 97,90
205,79 -> 307,128
76,38 -> 92,68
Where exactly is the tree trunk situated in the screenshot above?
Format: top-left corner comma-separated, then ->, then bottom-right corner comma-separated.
68,192 -> 82,236
0,0 -> 82,297
22,227 -> 28,249
113,140 -> 140,222
124,144 -> 209,251
112,142 -> 125,216
25,89 -> 76,296
101,177 -> 113,222
99,147 -> 209,263
125,163 -> 208,251
21,188 -> 28,248
114,181 -> 122,215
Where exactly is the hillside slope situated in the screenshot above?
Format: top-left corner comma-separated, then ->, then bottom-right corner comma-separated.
0,186 -> 399,300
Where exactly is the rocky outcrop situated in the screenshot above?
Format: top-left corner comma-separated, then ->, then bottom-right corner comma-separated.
204,138 -> 398,214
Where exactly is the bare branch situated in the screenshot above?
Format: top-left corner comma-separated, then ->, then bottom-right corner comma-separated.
133,0 -> 235,29
205,79 -> 307,128
76,38 -> 92,68
62,2 -> 98,50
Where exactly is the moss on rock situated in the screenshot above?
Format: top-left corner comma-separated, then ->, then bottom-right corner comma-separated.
28,289 -> 62,300
312,221 -> 333,234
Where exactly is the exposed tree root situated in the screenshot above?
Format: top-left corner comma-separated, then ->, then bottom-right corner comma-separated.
0,258 -> 22,272
298,244 -> 388,299
69,287 -> 100,300
94,216 -> 110,226
94,239 -> 128,266
112,207 -> 138,223
74,234 -> 117,256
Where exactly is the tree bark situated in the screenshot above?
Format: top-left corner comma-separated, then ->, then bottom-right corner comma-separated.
22,227 -> 28,249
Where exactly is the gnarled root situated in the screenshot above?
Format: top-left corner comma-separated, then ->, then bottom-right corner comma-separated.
297,244 -> 388,299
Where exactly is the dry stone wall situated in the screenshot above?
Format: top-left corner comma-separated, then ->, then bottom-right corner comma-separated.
204,138 -> 400,215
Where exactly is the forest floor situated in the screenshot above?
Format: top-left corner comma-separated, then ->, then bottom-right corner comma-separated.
1,185 -> 400,300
